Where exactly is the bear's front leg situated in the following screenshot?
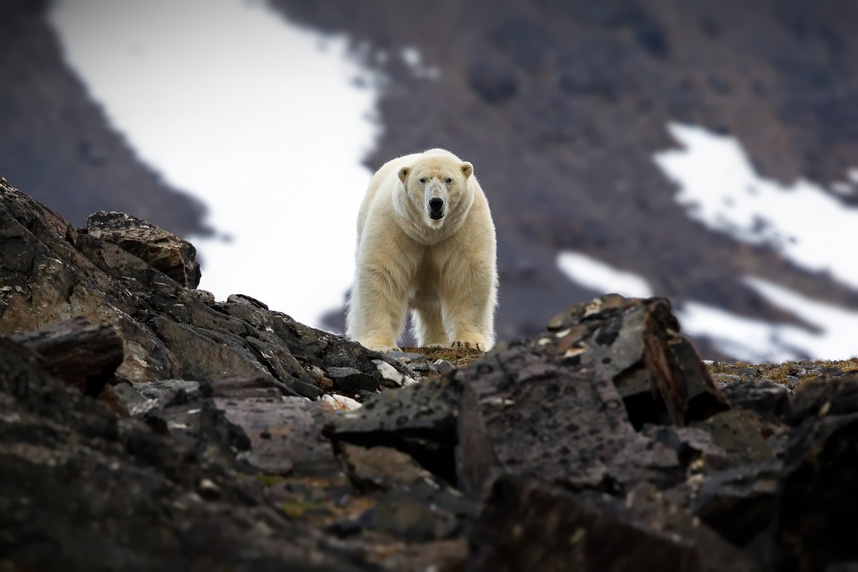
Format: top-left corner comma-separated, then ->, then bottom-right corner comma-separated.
347,245 -> 414,353
440,251 -> 497,352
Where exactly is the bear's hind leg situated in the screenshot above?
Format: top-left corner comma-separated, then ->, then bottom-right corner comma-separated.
410,286 -> 449,348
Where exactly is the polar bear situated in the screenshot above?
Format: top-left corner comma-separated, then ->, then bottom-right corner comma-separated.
346,148 -> 498,353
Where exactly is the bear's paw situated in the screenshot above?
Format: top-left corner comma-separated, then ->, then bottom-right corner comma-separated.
450,340 -> 486,352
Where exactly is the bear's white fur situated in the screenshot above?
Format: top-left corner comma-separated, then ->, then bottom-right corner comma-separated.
346,148 -> 498,352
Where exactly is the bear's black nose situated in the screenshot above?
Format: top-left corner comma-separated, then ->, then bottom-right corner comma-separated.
429,198 -> 444,211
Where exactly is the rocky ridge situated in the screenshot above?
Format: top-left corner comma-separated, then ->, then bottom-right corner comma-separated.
3,179 -> 858,570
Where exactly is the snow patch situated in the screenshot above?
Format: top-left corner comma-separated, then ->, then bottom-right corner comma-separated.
556,251 -> 654,298
47,0 -> 382,330
654,122 -> 858,289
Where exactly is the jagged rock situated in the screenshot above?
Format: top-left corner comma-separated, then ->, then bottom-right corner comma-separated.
456,295 -> 729,496
787,374 -> 858,425
326,373 -> 464,485
546,295 -> 730,426
359,485 -> 461,543
623,483 -> 760,571
327,367 -> 381,394
85,210 -> 201,288
133,374 -> 339,478
773,412 -> 858,571
349,481 -> 479,545
11,316 -> 123,396
690,461 -> 781,548
691,409 -> 776,468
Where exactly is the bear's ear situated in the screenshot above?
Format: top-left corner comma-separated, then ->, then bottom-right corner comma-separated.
398,166 -> 410,183
460,162 -> 474,179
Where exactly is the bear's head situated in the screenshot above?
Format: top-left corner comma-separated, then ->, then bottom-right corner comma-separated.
396,154 -> 474,230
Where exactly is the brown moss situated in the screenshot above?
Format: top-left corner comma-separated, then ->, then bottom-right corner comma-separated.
400,346 -> 485,369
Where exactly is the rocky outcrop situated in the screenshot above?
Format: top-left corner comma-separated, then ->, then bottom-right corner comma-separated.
3,181 -> 858,570
0,179 -> 413,396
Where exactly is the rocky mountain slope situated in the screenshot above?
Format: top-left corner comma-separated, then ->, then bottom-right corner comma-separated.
3,178 -> 858,570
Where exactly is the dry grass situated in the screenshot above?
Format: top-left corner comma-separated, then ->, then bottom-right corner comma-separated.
706,357 -> 858,386
399,346 -> 485,369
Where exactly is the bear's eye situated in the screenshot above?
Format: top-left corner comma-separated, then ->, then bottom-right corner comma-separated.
419,177 -> 427,184
445,177 -> 453,183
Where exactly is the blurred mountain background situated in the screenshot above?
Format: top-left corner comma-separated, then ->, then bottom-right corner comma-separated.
3,0 -> 858,361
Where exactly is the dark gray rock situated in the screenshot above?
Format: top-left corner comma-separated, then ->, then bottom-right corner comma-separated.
722,379 -> 790,421
469,475 -> 757,572
456,295 -> 729,497
86,211 -> 201,288
691,461 -> 782,547
787,374 -> 858,425
326,367 -> 380,394
326,372 -> 464,485
0,335 -> 373,571
773,412 -> 858,571
642,425 -> 730,471
691,409 -> 776,468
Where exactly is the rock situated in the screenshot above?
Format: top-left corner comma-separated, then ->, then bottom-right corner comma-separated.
335,443 -> 435,492
773,412 -> 858,571
130,374 -> 339,478
321,394 -> 362,411
433,359 -> 456,375
85,210 -> 201,288
691,410 -> 776,468
623,482 -> 760,571
217,396 -> 338,477
642,425 -> 730,471
721,379 -> 790,421
690,461 -> 781,547
456,296 -> 729,497
11,316 -> 124,396
546,295 -> 730,427
96,384 -> 130,417
787,374 -> 858,425
4,179 -> 854,570
326,373 -> 464,486
359,482 -> 479,544
469,475 -> 757,572
326,367 -> 380,394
